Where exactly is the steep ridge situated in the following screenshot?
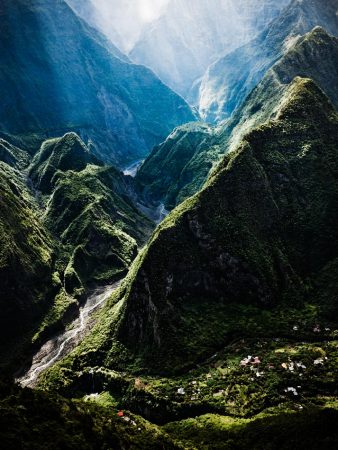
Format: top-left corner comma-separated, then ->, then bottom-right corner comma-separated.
39,79 -> 338,426
130,0 -> 290,102
0,0 -> 194,167
222,26 -> 338,152
0,139 -> 30,170
29,132 -> 102,194
135,123 -> 219,210
136,27 -> 338,211
114,78 -> 338,372
199,0 -> 338,122
0,161 -> 54,343
0,133 -> 153,372
65,0 -> 127,57
29,133 -> 152,293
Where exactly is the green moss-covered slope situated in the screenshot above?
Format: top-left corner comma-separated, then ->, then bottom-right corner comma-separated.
4,377 -> 338,450
136,27 -> 338,212
165,408 -> 338,450
0,132 -> 154,372
0,161 -> 54,342
69,77 -> 338,375
28,133 -> 152,289
29,133 -> 101,194
120,78 -> 338,371
136,123 -> 220,210
45,165 -> 152,292
0,138 -> 30,170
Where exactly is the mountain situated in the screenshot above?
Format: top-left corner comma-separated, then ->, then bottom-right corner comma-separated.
130,0 -> 290,102
0,0 -> 194,167
135,27 -> 338,211
116,78 -> 338,372
66,0 -> 168,53
135,123 -> 219,210
29,133 -> 152,292
0,160 -> 54,343
223,26 -> 338,153
29,132 -> 102,194
40,78 -> 338,429
65,0 -> 126,53
0,133 -> 153,371
199,0 -> 338,122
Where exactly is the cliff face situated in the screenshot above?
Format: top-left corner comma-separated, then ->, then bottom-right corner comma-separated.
199,0 -> 338,122
116,78 -> 338,372
0,0 -> 194,167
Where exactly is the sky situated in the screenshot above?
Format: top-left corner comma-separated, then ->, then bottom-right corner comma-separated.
137,0 -> 169,22
91,0 -> 170,51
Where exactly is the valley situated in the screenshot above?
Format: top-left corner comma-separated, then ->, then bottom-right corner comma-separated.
18,283 -> 120,388
1,0 -> 338,449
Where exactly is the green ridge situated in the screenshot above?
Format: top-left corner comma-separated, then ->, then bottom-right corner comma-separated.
136,27 -> 338,211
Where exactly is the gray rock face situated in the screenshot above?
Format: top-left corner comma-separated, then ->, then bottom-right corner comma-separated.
199,0 -> 338,122
130,0 -> 290,102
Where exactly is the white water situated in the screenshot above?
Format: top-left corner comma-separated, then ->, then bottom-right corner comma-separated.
155,203 -> 169,224
123,159 -> 144,177
18,283 -> 120,388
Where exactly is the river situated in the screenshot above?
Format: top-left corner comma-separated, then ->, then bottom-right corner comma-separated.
18,282 -> 120,388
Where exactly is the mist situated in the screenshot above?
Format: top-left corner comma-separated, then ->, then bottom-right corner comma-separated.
90,0 -> 169,51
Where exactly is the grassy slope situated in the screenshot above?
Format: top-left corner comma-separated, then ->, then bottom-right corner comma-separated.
0,160 -> 56,367
2,378 -> 338,449
135,123 -> 220,210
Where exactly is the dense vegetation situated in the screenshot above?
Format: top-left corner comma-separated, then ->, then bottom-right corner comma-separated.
0,133 -> 153,374
37,80 -> 338,445
1,1 -> 338,448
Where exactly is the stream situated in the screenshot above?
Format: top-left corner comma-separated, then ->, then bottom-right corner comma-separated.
18,282 -> 120,388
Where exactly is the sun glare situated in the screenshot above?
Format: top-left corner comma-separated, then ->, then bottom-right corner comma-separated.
138,0 -> 168,23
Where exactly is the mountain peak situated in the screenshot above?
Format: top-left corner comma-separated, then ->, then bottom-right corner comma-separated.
276,76 -> 337,120
29,133 -> 101,193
